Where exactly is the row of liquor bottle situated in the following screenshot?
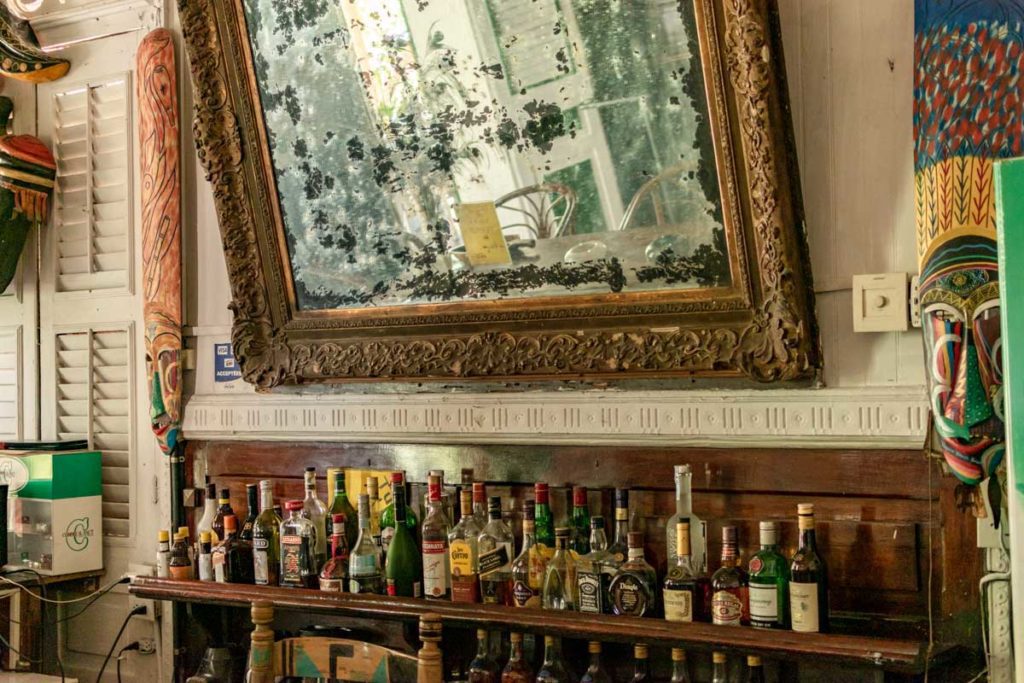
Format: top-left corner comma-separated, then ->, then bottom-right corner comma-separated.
156,465 -> 828,633
452,631 -> 764,682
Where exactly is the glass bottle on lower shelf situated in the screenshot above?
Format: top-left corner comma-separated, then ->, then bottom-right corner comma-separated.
500,632 -> 533,682
748,520 -> 789,629
629,644 -> 651,682
535,635 -> 571,682
467,629 -> 499,683
711,525 -> 748,626
669,648 -> 691,683
790,503 -> 829,633
279,500 -> 318,588
609,531 -> 657,617
319,513 -> 350,592
542,527 -> 574,610
745,655 -> 765,683
711,652 -> 728,683
349,493 -> 384,594
579,641 -> 612,683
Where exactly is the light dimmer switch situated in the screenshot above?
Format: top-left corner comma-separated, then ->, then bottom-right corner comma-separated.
852,273 -> 909,332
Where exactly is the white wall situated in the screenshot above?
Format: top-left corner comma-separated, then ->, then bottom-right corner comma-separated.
185,0 -> 925,395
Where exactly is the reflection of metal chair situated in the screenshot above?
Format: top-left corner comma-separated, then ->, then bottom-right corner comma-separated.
495,183 -> 577,239
618,162 -> 709,231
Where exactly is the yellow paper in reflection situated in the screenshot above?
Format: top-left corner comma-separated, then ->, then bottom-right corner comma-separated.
456,201 -> 512,267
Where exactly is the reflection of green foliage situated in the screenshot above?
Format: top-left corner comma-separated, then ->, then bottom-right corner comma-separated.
545,160 -> 602,234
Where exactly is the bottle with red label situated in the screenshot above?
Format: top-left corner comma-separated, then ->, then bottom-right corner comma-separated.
279,500 -> 318,588
421,473 -> 451,599
319,513 -> 350,592
710,525 -> 748,625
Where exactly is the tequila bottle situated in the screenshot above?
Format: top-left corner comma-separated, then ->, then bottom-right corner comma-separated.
301,467 -> 328,571
790,503 -> 828,633
510,502 -> 541,607
328,469 -> 359,550
349,493 -> 384,594
666,465 -> 706,573
609,531 -> 657,617
711,525 -> 748,626
279,499 -> 318,588
579,641 -> 612,683
748,520 -> 789,629
319,513 -> 350,592
478,496 -> 514,605
575,516 -> 610,614
541,527 -> 573,610
252,479 -> 281,586
450,489 -> 482,602
422,473 -> 451,599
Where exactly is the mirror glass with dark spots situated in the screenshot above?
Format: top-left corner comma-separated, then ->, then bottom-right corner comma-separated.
243,0 -> 729,310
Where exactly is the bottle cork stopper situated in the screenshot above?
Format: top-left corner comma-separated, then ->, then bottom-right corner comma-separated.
476,629 -> 487,640
748,655 -> 762,666
510,632 -> 522,643
544,635 -> 555,646
798,502 -> 814,515
555,526 -> 570,537
200,530 -> 211,543
634,644 -> 648,659
588,641 -> 601,654
158,530 -> 169,542
713,652 -> 727,663
671,648 -> 686,662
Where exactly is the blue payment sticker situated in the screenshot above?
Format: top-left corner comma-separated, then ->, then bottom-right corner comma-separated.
214,342 -> 242,383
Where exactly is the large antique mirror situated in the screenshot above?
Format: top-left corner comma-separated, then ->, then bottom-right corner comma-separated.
179,0 -> 819,387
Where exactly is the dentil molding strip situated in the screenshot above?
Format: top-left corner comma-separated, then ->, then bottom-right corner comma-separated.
183,387 -> 929,449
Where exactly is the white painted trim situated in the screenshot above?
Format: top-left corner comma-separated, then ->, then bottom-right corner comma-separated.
25,0 -> 161,49
183,386 -> 929,448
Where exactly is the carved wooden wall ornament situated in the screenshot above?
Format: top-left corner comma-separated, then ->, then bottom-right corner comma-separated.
176,0 -> 818,388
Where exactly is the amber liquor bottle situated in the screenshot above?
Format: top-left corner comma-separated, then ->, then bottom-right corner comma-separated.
610,531 -> 658,617
663,519 -> 702,622
535,635 -> 571,682
711,525 -> 748,625
790,503 -> 829,633
500,632 -> 533,682
211,488 -> 233,543
511,502 -> 541,607
467,629 -> 499,683
213,514 -> 254,584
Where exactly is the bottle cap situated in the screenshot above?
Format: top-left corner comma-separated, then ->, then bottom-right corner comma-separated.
427,474 -> 442,501
472,482 -> 485,502
510,632 -> 522,643
174,531 -> 186,541
246,483 -> 257,492
721,525 -> 738,543
200,530 -> 211,543
572,486 -> 587,506
713,652 -> 727,664
224,515 -> 237,532
285,500 -> 303,511
177,526 -> 189,537
590,516 -> 604,529
259,479 -> 272,491
332,513 -> 345,524
366,477 -> 379,495
476,629 -> 487,640
334,470 -> 345,485
671,648 -> 686,662
544,635 -> 555,646
305,466 -> 316,473
488,495 -> 501,510
534,482 -> 549,504
219,488 -> 230,502
158,530 -> 169,542
390,471 -> 404,484
798,502 -> 814,515
588,641 -> 601,654
674,464 -> 692,476
759,520 -> 779,545
634,644 -> 648,659
460,489 -> 472,514
206,483 -> 216,498
429,469 -> 444,481
748,655 -> 762,667
615,488 -> 629,507
555,526 -> 570,537
627,531 -> 644,548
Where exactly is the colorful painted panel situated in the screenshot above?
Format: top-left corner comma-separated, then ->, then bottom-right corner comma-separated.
241,0 -> 727,310
915,0 -> 1024,485
137,29 -> 182,455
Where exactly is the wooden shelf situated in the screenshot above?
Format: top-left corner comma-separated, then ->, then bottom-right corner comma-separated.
130,577 -> 949,673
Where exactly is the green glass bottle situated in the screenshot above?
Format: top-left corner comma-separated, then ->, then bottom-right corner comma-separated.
252,480 -> 281,586
570,486 -> 590,555
748,520 -> 789,629
328,470 -> 359,550
384,482 -> 422,597
380,471 -> 418,555
533,483 -> 555,551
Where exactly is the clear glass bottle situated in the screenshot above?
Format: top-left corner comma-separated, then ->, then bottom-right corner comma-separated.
569,486 -> 590,555
384,482 -> 422,597
499,632 -> 533,683
211,487 -> 233,544
745,655 -> 765,683
301,467 -> 328,572
450,489 -> 482,602
319,513 -> 350,592
535,635 -> 570,683
542,527 -> 574,610
328,469 -> 359,550
380,471 -> 418,554
711,652 -> 728,683
240,483 -> 259,542
349,493 -> 384,594
156,529 -> 170,578
669,648 -> 691,683
511,502 -> 540,607
478,495 -> 514,605
629,644 -> 650,682
472,482 -> 488,528
533,483 -> 555,551
196,483 -> 218,545
575,516 -> 610,614
467,629 -> 498,683
790,503 -> 828,633
279,499 -> 318,588
663,520 -> 702,622
252,480 -> 281,586
666,465 -> 706,573
748,520 -> 789,629
422,473 -> 451,599
365,476 -> 383,549
711,525 -> 748,626
610,531 -> 658,617
579,641 -> 612,683
198,530 -> 214,582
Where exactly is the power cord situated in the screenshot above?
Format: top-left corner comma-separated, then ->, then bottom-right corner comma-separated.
115,641 -> 140,683
95,605 -> 145,683
1,568 -> 65,682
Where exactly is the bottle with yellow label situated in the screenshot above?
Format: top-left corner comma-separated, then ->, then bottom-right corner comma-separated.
511,503 -> 542,607
449,489 -> 482,602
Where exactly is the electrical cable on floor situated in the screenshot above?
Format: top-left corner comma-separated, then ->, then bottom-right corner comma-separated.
0,568 -> 65,682
95,606 -> 145,683
0,629 -> 42,666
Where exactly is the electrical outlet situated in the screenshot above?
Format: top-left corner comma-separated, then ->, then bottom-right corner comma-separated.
126,562 -> 160,621
138,638 -> 157,655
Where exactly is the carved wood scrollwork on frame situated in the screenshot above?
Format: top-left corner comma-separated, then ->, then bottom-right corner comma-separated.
177,0 -> 819,388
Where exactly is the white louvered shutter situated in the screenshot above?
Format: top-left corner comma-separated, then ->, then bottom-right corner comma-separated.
55,328 -> 132,537
0,328 -> 19,440
53,76 -> 131,294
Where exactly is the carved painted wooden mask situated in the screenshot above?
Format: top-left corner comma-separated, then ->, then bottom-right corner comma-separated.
919,233 -> 1003,485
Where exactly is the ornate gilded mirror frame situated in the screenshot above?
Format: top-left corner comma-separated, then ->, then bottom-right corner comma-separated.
177,0 -> 819,389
